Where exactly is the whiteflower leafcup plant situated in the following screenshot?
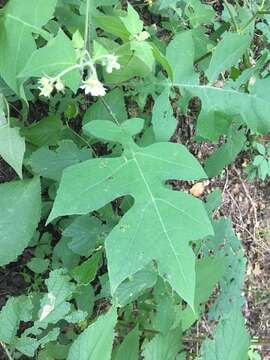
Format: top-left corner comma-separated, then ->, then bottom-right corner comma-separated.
37,44 -> 121,98
0,0 -> 268,359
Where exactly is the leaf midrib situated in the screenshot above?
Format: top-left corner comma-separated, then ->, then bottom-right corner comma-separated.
6,14 -> 50,40
172,82 -> 269,104
131,150 -> 189,289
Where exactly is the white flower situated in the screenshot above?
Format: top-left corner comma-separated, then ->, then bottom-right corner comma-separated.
101,55 -> 121,74
38,77 -> 50,88
38,76 -> 54,97
81,77 -> 106,97
55,78 -> 65,92
134,31 -> 150,42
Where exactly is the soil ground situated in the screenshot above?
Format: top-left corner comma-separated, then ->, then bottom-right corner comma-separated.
174,113 -> 270,358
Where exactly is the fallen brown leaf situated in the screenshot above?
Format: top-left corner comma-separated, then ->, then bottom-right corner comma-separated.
190,182 -> 205,197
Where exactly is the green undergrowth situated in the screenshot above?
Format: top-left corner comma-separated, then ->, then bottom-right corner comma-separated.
0,0 -> 269,358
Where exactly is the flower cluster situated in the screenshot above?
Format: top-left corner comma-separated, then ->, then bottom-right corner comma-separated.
37,53 -> 120,99
101,54 -> 121,74
80,76 -> 106,97
80,54 -> 120,97
38,77 -> 64,98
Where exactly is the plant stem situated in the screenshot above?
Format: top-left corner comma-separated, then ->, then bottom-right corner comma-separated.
258,10 -> 270,14
0,342 -> 14,360
224,0 -> 239,32
240,4 -> 270,33
240,12 -> 258,33
100,98 -> 121,126
57,64 -> 82,79
64,120 -> 97,157
2,96 -> 10,126
194,51 -> 212,65
84,0 -> 92,54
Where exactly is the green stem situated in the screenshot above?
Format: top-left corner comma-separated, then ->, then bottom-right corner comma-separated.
64,120 -> 97,157
56,64 -> 82,79
258,10 -> 270,14
84,0 -> 92,54
240,8 -> 270,34
240,12 -> 258,33
0,342 -> 14,360
194,51 -> 212,65
2,96 -> 10,126
100,98 -> 121,126
259,0 -> 265,10
224,0 -> 239,32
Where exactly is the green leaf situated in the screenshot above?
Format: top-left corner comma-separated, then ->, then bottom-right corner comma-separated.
114,327 -> 139,360
130,40 -> 155,73
38,343 -> 69,360
114,267 -> 157,307
166,31 -> 198,84
19,29 -> 80,92
256,143 -> 265,156
175,81 -> 270,139
37,269 -> 75,326
206,32 -> 251,83
3,0 -> 57,36
158,0 -> 178,10
205,218 -> 246,320
204,127 -> 246,177
152,296 -> 176,335
0,125 -> 25,178
29,140 -> 91,181
0,0 -> 57,95
151,43 -> 173,81
194,257 -> 226,308
259,159 -> 269,180
72,252 -> 102,285
53,236 -> 80,270
21,115 -> 62,147
27,258 -> 49,274
181,256 -> 226,331
120,4 -> 143,35
198,307 -> 250,360
165,33 -> 270,139
0,177 -> 41,267
64,215 -> 106,257
152,89 -> 176,142
104,44 -> 152,84
143,327 -> 182,360
205,189 -> 222,216
48,119 -> 213,308
67,307 -> 117,360
14,328 -> 60,357
185,0 -> 215,27
95,15 -> 130,41
75,284 -> 95,314
83,88 -> 127,125
254,156 -> 264,168
0,296 -> 33,344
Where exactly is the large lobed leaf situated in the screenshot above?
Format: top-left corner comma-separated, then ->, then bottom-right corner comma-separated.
48,118 -> 213,308
166,29 -> 270,140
